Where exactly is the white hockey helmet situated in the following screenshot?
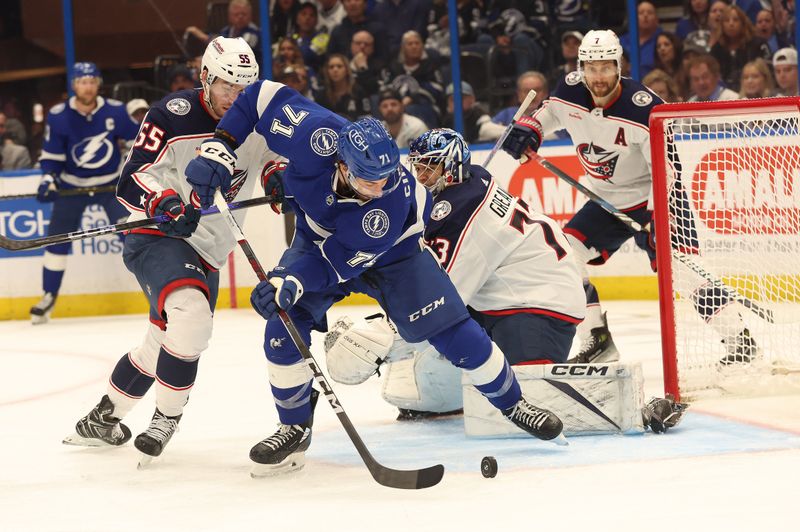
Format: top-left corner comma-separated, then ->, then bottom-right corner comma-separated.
201,36 -> 259,108
578,30 -> 623,90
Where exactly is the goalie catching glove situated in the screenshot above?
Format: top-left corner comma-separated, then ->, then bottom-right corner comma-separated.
324,313 -> 396,385
641,395 -> 688,434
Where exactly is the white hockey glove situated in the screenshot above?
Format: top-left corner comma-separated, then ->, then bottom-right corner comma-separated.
642,395 -> 688,434
324,313 -> 396,385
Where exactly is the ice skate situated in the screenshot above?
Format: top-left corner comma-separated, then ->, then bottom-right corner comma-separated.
250,389 -> 319,478
503,396 -> 567,445
719,329 -> 758,365
135,409 -> 181,468
568,311 -> 620,363
63,395 -> 131,447
30,292 -> 57,325
396,408 -> 463,421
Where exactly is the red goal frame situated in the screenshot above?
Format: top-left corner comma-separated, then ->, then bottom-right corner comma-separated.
649,97 -> 800,401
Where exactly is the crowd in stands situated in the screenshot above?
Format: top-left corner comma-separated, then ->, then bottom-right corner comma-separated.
1,0 -> 800,173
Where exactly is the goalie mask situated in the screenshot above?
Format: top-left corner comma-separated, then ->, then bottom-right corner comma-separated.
408,128 -> 471,195
201,36 -> 259,115
578,30 -> 623,97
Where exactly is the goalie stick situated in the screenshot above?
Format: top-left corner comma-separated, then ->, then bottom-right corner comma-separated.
531,153 -> 775,324
0,195 -> 275,251
212,190 -> 445,490
482,89 -> 537,168
0,185 -> 117,201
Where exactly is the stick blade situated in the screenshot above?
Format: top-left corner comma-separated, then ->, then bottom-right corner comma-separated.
369,463 -> 444,490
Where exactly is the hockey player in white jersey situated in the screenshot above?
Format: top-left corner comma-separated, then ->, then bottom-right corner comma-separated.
63,37 -> 279,461
325,128 -> 586,419
499,29 -> 757,365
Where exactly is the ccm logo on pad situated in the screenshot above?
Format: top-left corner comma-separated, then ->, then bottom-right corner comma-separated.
409,297 -> 445,322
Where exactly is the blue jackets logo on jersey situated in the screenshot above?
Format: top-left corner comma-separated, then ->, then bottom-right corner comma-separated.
224,169 -> 248,202
71,131 -> 114,169
430,200 -> 452,221
166,98 -> 191,115
362,208 -> 390,238
632,91 -> 653,106
576,142 -> 620,179
310,128 -> 338,156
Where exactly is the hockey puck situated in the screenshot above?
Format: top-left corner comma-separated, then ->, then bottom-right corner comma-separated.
481,456 -> 497,478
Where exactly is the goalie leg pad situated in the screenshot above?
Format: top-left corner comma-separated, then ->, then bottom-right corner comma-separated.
324,314 -> 396,385
381,344 -> 463,413
463,362 -> 646,437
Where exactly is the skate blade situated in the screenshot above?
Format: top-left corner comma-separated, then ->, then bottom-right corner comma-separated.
30,312 -> 51,325
250,452 -> 306,478
550,432 -> 569,446
137,454 -> 156,470
62,432 -> 115,447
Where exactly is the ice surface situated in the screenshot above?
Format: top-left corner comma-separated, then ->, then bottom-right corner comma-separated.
1,301 -> 797,532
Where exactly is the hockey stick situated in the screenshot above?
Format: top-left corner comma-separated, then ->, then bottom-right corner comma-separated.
482,89 -> 537,168
212,190 -> 445,490
531,153 -> 775,324
0,185 -> 117,201
0,195 -> 275,252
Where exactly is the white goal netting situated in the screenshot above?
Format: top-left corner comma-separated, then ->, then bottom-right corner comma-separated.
653,99 -> 800,400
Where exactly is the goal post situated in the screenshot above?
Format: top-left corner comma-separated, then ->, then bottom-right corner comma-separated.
650,97 -> 800,401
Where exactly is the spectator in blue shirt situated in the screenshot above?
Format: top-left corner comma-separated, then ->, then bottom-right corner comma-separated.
620,1 -> 663,78
185,0 -> 261,61
676,0 -> 711,39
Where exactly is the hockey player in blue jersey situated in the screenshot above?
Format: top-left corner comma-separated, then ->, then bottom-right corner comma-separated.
324,128 -> 585,420
500,29 -> 757,365
31,62 -> 140,324
63,38 -> 274,461
185,82 -> 566,475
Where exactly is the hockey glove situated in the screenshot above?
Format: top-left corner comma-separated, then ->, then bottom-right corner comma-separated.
501,116 -> 543,160
36,174 -> 59,203
186,139 -> 237,208
642,395 -> 688,434
261,160 -> 288,214
250,275 -> 304,320
144,189 -> 200,238
633,212 -> 657,272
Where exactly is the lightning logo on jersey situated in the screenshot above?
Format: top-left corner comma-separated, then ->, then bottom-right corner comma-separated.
72,131 -> 114,169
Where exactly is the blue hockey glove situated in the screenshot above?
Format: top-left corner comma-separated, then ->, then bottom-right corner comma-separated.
501,116 -> 543,160
633,212 -> 657,272
250,275 -> 304,320
260,160 -> 288,214
186,139 -> 237,208
144,188 -> 200,238
36,174 -> 59,203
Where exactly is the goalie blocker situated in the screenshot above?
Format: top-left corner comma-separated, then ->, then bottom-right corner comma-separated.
325,314 -> 687,435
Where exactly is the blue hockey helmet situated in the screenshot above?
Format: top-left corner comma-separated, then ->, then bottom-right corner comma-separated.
72,62 -> 101,82
408,128 -> 471,194
337,117 -> 402,199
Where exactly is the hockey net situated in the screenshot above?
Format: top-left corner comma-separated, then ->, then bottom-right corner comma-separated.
650,98 -> 800,401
